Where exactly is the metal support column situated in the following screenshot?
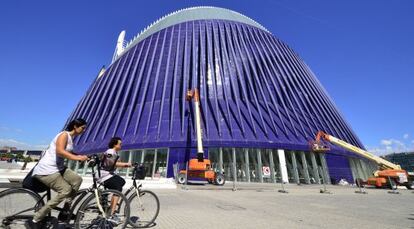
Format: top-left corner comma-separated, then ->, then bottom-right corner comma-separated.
277,149 -> 289,183
232,148 -> 237,191
141,150 -> 145,177
82,161 -> 87,176
67,160 -> 73,170
245,149 -> 250,183
349,158 -> 358,182
141,150 -> 145,164
165,149 -> 170,178
290,151 -> 300,184
310,152 -> 321,184
232,148 -> 237,182
126,151 -> 132,178
356,159 -> 366,180
74,161 -> 79,173
152,149 -> 158,179
360,160 -> 371,179
219,148 -> 223,174
269,149 -> 276,183
257,149 -> 263,183
300,151 -> 311,184
319,153 -> 331,184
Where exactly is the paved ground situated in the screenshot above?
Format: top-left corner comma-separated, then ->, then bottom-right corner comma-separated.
1,183 -> 413,229
149,183 -> 413,229
0,161 -> 22,169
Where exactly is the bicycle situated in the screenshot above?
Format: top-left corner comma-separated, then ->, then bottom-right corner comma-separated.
121,163 -> 160,228
0,155 -> 130,229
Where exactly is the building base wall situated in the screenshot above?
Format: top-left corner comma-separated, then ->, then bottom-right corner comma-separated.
325,153 -> 354,184
66,147 -> 371,186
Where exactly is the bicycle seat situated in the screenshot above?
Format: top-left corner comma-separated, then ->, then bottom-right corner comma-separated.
22,172 -> 50,193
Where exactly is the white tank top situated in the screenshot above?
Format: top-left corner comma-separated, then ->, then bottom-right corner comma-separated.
33,131 -> 74,176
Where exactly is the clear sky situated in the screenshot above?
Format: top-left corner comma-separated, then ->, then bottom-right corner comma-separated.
0,0 -> 413,155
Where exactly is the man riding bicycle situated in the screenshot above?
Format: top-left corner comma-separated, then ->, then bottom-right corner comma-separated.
95,137 -> 132,224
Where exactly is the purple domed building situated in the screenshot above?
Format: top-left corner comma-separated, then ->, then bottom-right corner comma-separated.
65,7 -> 376,184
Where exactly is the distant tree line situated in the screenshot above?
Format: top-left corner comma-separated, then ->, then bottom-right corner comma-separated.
0,152 -> 33,162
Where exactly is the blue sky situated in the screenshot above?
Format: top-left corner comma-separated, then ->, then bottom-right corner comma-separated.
0,0 -> 413,155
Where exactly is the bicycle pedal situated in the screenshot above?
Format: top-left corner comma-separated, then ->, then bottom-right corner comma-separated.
44,216 -> 58,222
57,211 -> 77,222
43,216 -> 58,229
57,212 -> 68,221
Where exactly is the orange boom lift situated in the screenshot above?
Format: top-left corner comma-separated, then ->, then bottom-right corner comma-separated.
311,131 -> 413,189
176,89 -> 225,185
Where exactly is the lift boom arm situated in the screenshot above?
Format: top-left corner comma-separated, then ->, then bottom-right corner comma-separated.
314,131 -> 401,170
187,89 -> 204,162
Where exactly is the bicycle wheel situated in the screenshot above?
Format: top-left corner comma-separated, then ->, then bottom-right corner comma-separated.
58,189 -> 92,223
0,188 -> 44,227
128,190 -> 160,228
74,189 -> 130,229
70,189 -> 92,215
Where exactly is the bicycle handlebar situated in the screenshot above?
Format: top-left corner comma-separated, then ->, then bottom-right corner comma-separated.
86,154 -> 98,167
85,154 -> 102,178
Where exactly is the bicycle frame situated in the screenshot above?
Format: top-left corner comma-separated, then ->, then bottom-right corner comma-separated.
2,155 -> 110,226
61,156 -> 109,221
85,155 -> 109,219
124,179 -> 143,204
122,164 -> 145,207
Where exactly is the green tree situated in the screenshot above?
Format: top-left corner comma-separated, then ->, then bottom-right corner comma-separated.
24,156 -> 33,162
16,152 -> 25,161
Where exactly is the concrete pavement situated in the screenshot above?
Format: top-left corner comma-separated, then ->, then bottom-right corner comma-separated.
151,183 -> 413,229
1,170 -> 413,228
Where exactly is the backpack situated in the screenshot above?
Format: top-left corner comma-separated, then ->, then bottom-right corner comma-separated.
22,148 -> 51,193
22,166 -> 49,193
100,153 -> 119,172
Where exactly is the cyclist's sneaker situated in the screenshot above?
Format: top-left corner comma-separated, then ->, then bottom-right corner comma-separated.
107,213 -> 122,225
58,201 -> 75,222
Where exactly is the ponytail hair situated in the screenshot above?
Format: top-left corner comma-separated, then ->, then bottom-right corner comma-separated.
66,118 -> 87,131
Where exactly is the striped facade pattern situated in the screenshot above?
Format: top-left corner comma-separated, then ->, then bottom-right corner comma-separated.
66,19 -> 363,159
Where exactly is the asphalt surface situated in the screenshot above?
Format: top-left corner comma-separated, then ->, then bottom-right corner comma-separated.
152,183 -> 413,229
1,183 -> 413,228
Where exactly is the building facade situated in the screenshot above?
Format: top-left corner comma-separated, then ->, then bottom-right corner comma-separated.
66,7 -> 375,184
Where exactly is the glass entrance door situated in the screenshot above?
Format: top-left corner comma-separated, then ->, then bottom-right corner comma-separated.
154,149 -> 168,178
143,150 -> 155,178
